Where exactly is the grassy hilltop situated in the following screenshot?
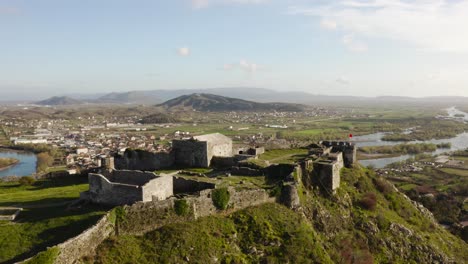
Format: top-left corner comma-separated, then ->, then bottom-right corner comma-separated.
87,165 -> 467,264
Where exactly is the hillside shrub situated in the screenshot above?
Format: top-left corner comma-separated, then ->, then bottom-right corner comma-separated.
359,192 -> 377,211
174,199 -> 190,216
376,213 -> 390,230
373,178 -> 393,194
269,185 -> 282,198
19,176 -> 36,186
37,152 -> 54,172
109,206 -> 126,225
212,188 -> 230,210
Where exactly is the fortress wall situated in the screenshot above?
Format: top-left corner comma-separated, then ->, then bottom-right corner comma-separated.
188,187 -> 275,219
45,213 -> 114,264
207,141 -> 232,166
342,147 -> 357,167
88,173 -> 143,206
265,164 -> 296,181
231,166 -> 264,176
144,175 -> 173,202
312,158 -> 343,193
173,140 -> 208,168
211,156 -> 235,168
108,170 -> 157,186
320,141 -> 356,167
118,199 -> 178,236
118,187 -> 273,236
173,177 -> 216,194
115,150 -> 174,171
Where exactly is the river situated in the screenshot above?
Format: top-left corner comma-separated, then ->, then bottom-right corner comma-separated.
355,107 -> 468,168
0,150 -> 37,178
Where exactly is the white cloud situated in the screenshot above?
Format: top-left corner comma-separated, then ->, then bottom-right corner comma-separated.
191,0 -> 268,9
290,0 -> 468,53
342,34 -> 368,52
223,59 -> 262,73
336,76 -> 350,85
177,47 -> 190,56
320,19 -> 337,30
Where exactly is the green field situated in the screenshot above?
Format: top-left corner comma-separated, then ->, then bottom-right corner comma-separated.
439,167 -> 468,177
389,160 -> 468,232
258,148 -> 308,164
0,177 -> 108,263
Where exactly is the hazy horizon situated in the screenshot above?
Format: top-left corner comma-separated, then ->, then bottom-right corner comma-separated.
2,0 -> 468,100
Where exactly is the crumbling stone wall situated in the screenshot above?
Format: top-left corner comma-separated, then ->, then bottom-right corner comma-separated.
280,184 -> 300,209
206,140 -> 232,164
119,199 -> 179,235
173,177 -> 216,194
115,150 -> 175,171
85,171 -> 173,205
321,141 -> 356,167
145,175 -> 173,201
231,166 -> 264,176
312,156 -> 343,193
86,173 -> 143,206
119,187 -> 274,235
187,187 -> 275,219
26,187 -> 276,263
265,164 -> 296,181
172,139 -> 208,167
52,213 -> 114,264
211,156 -> 235,168
105,170 -> 157,186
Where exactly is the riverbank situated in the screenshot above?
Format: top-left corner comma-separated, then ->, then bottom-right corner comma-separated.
0,150 -> 37,178
0,158 -> 19,171
357,152 -> 402,160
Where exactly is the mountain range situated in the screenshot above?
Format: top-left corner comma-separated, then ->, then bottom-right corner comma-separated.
155,93 -> 306,112
36,96 -> 84,106
32,87 -> 468,106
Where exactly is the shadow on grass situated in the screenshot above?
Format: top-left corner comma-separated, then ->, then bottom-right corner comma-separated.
4,212 -> 106,264
0,176 -> 88,192
31,176 -> 88,190
291,154 -> 308,160
11,203 -> 110,223
0,197 -> 78,208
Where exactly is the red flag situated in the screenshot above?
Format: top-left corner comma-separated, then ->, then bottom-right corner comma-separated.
349,134 -> 353,138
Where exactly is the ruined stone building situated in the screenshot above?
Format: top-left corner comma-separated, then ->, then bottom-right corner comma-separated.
172,133 -> 232,168
306,141 -> 356,193
80,170 -> 173,206
116,133 -> 233,170
81,170 -> 217,206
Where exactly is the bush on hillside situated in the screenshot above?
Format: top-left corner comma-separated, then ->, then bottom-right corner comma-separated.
19,176 -> 36,186
359,192 -> 377,211
373,178 -> 393,194
174,199 -> 190,216
212,188 -> 230,210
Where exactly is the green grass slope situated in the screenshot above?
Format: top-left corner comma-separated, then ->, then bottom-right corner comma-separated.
87,166 -> 467,263
87,203 -> 331,264
0,177 -> 107,263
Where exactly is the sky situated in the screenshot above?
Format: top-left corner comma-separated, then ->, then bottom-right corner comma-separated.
1,0 -> 468,100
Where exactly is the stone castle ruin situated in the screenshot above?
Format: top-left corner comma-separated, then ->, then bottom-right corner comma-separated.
306,141 -> 356,193
84,134 -> 357,207
172,133 -> 232,167
115,133 -> 232,170
80,170 -> 216,206
80,170 -> 174,206
29,135 -> 359,263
